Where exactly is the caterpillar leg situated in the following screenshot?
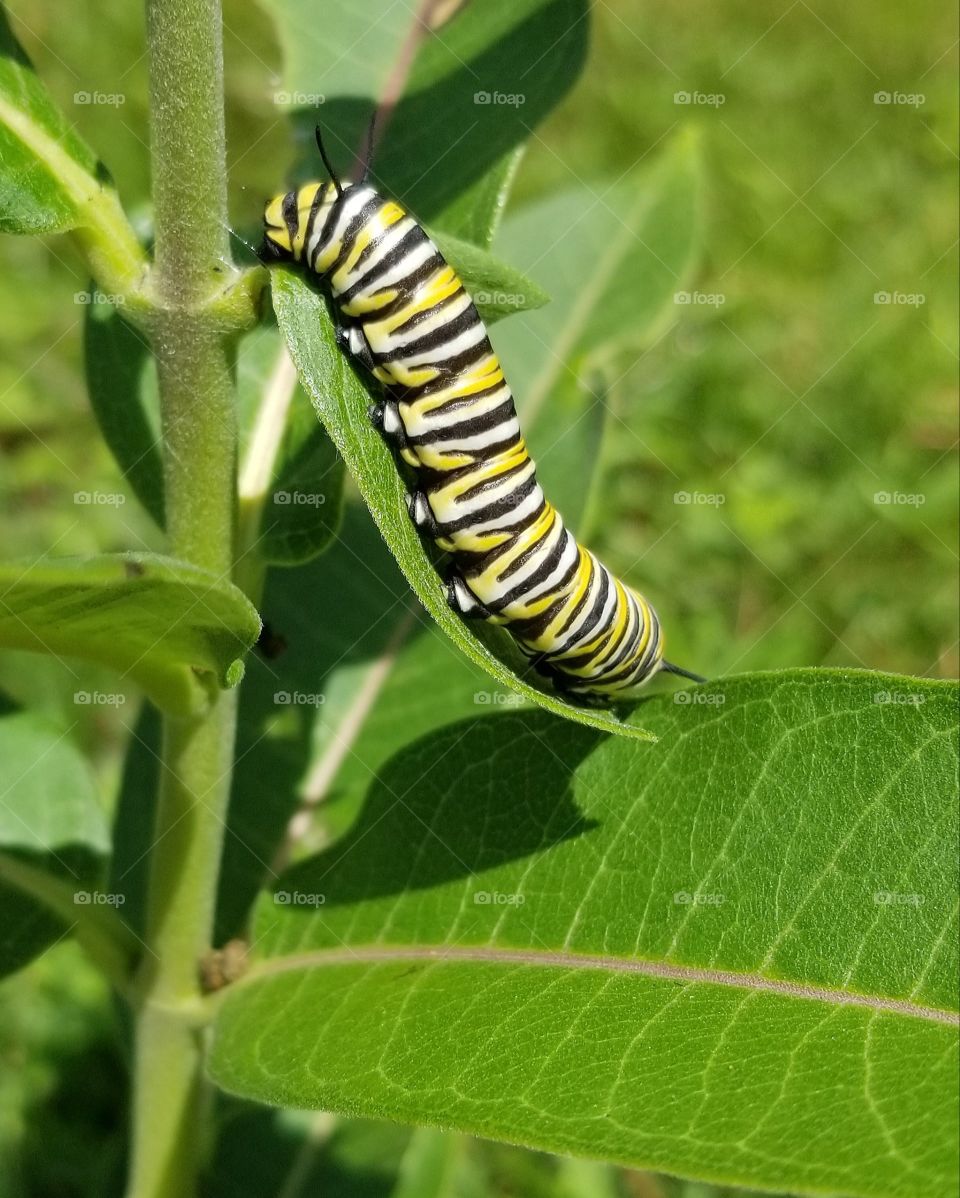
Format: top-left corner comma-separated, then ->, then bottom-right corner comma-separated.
368,398 -> 405,441
405,489 -> 441,537
445,572 -> 495,622
336,322 -> 377,373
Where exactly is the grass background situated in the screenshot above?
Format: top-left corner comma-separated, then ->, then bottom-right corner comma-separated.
0,0 -> 956,1194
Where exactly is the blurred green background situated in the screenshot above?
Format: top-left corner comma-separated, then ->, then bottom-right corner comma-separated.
0,0 -> 956,1194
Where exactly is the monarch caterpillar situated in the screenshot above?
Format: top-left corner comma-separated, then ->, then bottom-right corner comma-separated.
261,130 -> 702,700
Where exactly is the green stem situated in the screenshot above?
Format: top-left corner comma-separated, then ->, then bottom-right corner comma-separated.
127,2 -> 241,1196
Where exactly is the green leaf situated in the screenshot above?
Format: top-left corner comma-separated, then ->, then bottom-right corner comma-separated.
259,0 -> 418,107
270,267 -> 655,741
431,230 -> 549,325
0,554 -> 261,715
0,4 -> 145,294
278,0 -> 586,246
210,670 -> 959,1198
486,129 -> 700,544
371,0 -> 589,234
110,506 -> 423,943
0,4 -> 99,234
0,708 -> 110,978
494,127 -> 703,425
83,294 -> 165,526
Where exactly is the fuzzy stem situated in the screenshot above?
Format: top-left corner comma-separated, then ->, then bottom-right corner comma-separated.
126,2 -> 241,1196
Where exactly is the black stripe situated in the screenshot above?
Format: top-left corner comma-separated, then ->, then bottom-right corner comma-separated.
434,480 -> 543,535
447,454 -> 531,505
389,377 -> 508,411
551,566 -> 611,652
389,288 -> 468,340
302,185 -> 327,256
383,304 -> 480,364
281,190 -> 299,244
355,256 -> 446,322
406,399 -> 517,448
492,530 -> 573,608
309,189 -> 353,273
484,514 -> 560,584
404,337 -> 492,382
340,224 -> 429,297
325,194 -> 387,278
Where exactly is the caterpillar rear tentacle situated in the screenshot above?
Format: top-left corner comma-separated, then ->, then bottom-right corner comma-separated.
262,138 -> 703,700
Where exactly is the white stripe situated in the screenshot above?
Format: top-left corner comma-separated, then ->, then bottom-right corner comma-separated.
396,320 -> 486,367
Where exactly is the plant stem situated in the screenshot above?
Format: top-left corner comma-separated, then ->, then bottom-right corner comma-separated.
127,2 -> 240,1196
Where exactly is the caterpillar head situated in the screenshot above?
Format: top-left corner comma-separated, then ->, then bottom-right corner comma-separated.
261,181 -> 343,262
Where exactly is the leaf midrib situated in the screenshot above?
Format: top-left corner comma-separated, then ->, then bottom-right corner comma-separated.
230,944 -> 959,1026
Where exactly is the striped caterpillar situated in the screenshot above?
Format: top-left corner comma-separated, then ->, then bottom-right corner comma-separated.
261,132 -> 702,700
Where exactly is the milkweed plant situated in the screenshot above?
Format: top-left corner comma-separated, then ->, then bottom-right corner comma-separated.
0,1 -> 956,1197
